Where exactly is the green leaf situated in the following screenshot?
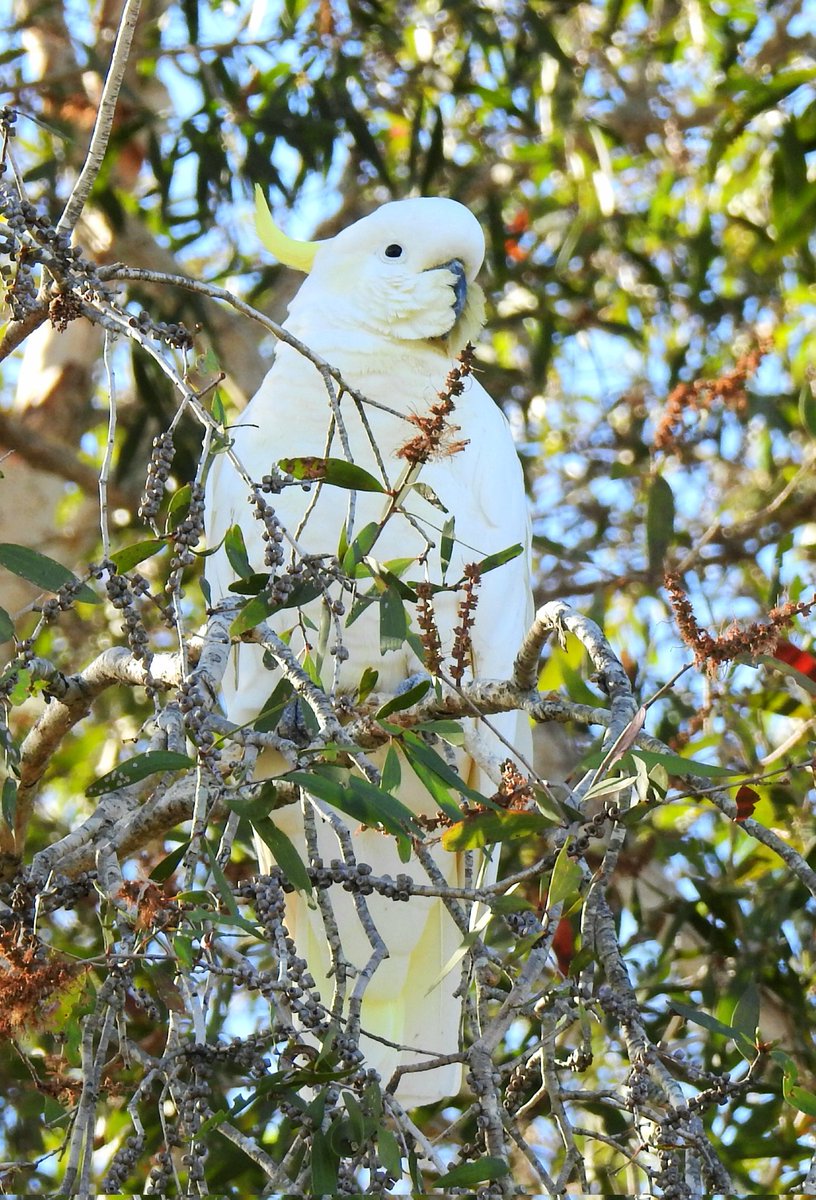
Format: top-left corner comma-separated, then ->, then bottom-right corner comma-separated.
150,839 -> 191,883
377,1127 -> 402,1176
548,839 -> 584,906
8,668 -> 31,706
230,592 -> 275,636
0,543 -> 98,604
357,666 -> 379,704
379,586 -> 408,653
411,481 -> 448,512
646,474 -> 675,575
731,980 -> 760,1043
228,572 -> 270,594
252,816 -> 313,892
375,678 -> 431,718
224,524 -> 253,578
279,456 -> 385,493
442,809 -> 555,851
347,774 -> 422,837
440,515 -> 455,579
2,777 -> 16,827
783,1080 -> 816,1118
381,745 -> 401,794
618,747 -> 741,780
397,728 -> 489,807
0,606 -> 13,643
285,768 -> 420,838
798,379 -> 816,438
86,750 -> 194,796
473,542 -> 523,576
310,1127 -> 339,1193
434,1156 -> 510,1187
342,521 -> 380,573
253,678 -> 294,733
670,999 -> 756,1059
109,538 -> 167,574
165,483 -> 192,531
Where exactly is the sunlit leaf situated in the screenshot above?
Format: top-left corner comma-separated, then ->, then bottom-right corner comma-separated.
87,751 -> 194,796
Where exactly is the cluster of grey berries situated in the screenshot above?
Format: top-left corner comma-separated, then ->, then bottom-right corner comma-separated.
139,431 -> 176,523
169,482 -> 206,579
103,565 -> 151,661
128,308 -> 193,351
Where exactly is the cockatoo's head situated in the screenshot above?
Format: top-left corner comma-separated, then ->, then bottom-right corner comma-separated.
255,190 -> 487,354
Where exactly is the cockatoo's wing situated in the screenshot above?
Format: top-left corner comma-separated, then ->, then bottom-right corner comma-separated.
204,197 -> 533,1107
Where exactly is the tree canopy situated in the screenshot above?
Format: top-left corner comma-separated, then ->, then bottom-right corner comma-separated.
2,0 -> 816,1193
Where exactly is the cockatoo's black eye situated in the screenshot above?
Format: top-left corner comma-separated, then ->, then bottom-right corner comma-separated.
384,243 -> 404,259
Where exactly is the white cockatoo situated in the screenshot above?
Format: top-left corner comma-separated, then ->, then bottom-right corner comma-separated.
205,193 -> 532,1107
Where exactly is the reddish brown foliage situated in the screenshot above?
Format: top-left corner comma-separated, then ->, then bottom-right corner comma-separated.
492,758 -> 536,810
653,340 -> 772,452
665,573 -> 816,675
0,928 -> 80,1041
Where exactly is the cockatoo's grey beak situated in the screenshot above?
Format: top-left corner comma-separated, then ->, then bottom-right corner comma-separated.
432,258 -> 468,323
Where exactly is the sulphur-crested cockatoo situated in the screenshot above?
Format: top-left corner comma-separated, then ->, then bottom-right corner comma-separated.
205,193 -> 532,1107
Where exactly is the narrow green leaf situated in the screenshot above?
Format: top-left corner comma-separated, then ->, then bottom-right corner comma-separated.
253,678 -> 294,733
408,1149 -> 423,1191
165,483 -> 192,531
398,728 -> 489,806
109,538 -> 167,574
0,543 -> 98,603
434,1156 -> 510,1187
671,999 -> 752,1049
224,524 -> 253,578
473,542 -> 523,576
310,1128 -> 339,1194
279,455 -> 385,493
403,748 -> 460,819
440,515 -> 455,579
731,980 -> 760,1043
442,809 -> 555,851
379,586 -> 408,653
347,774 -> 422,837
204,842 -> 242,917
646,474 -> 675,575
150,839 -> 191,883
0,606 -> 13,643
411,481 -> 448,512
548,839 -> 584,906
284,768 -> 398,835
2,777 -> 16,827
375,678 -> 431,718
381,746 -> 401,794
377,1127 -> 402,1177
357,666 -> 379,704
342,521 -> 380,574
783,1080 -> 816,1118
228,572 -> 270,594
342,1091 -> 369,1146
86,750 -> 194,797
252,815 -> 313,893
230,592 -> 276,636
620,747 -> 741,780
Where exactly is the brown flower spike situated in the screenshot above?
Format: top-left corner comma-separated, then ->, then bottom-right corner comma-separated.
665,572 -> 816,674
396,343 -> 475,464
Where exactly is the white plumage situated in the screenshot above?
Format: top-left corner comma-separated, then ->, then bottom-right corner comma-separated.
205,195 -> 532,1106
